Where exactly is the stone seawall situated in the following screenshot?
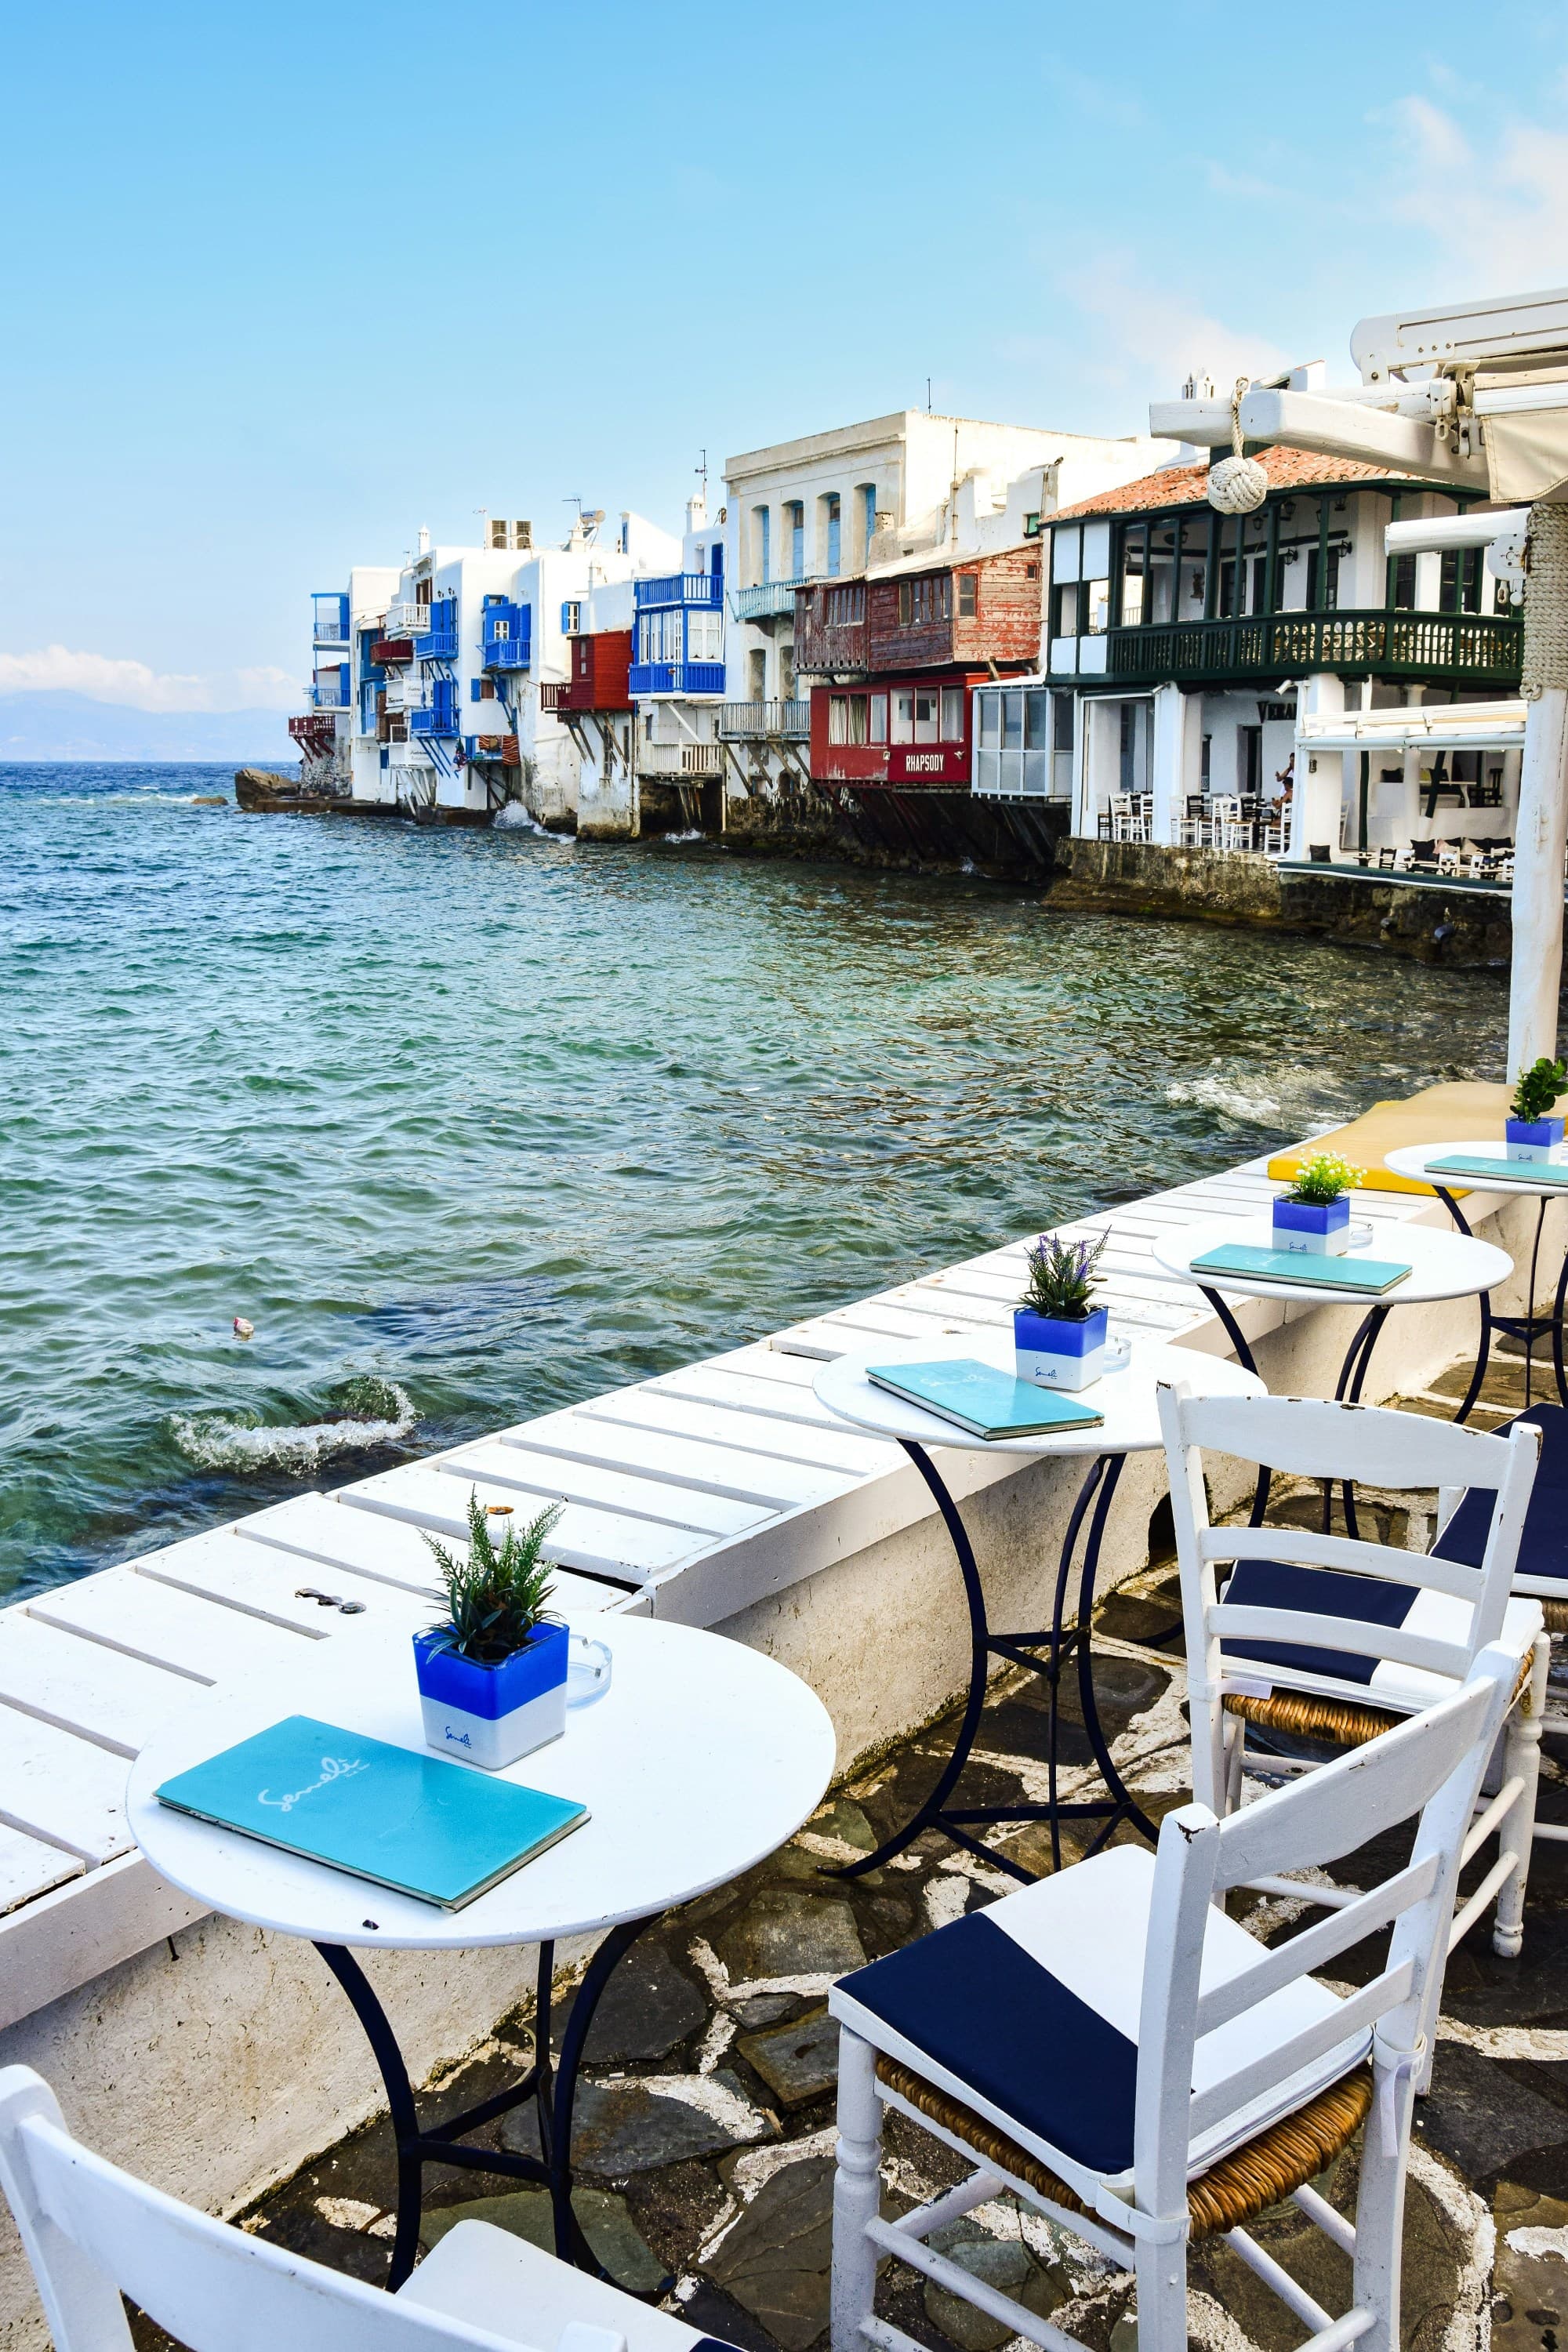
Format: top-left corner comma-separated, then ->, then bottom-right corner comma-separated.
1049,838 -> 1514,967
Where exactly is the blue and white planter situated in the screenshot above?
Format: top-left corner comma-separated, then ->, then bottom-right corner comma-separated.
1505,1116 -> 1564,1164
1014,1305 -> 1109,1391
1272,1195 -> 1352,1256
413,1619 -> 569,1769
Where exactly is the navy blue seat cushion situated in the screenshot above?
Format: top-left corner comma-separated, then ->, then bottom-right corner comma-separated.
836,1909 -> 1138,2173
1436,1402 -> 1568,1591
1219,1558 -> 1414,1685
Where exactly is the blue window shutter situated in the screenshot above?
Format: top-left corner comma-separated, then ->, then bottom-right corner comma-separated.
470,679 -> 481,701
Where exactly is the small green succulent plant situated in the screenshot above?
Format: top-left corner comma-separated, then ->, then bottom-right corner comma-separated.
423,1489 -> 561,1666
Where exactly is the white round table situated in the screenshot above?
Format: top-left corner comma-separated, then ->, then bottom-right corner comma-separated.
130,1615 -> 833,2285
814,1331 -> 1262,1876
1384,1140 -> 1568,1416
1149,1213 -> 1512,1538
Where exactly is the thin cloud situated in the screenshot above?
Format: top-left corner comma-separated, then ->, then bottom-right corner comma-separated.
0,645 -> 301,711
1053,254 -> 1291,396
1379,95 -> 1568,290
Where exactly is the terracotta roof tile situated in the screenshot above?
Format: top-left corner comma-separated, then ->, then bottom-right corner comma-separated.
1048,445 -> 1402,524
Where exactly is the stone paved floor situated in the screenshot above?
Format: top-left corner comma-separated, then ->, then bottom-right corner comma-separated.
128,1345 -> 1568,2352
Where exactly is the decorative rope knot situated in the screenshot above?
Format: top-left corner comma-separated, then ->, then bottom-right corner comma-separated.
1207,376 -> 1269,515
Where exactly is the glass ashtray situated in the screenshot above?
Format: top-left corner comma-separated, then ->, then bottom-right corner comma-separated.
567,1633 -> 613,1708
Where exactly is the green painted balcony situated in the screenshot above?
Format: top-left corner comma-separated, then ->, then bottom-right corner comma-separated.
1100,608 -> 1522,689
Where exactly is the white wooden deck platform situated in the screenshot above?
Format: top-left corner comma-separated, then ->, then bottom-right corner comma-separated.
0,1149 -> 1491,2031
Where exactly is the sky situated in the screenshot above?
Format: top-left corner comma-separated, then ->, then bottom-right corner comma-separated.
3,0 -> 1568,735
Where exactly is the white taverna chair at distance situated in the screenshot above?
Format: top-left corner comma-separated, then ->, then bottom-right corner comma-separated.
1156,1386 -> 1548,1959
0,2067 -> 742,2352
829,1645 -> 1519,2352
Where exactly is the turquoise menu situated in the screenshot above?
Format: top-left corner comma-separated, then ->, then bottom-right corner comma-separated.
156,1714 -> 587,1909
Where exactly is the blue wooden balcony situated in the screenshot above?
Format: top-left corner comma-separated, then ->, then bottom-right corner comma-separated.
312,591 -> 350,648
416,604 -> 459,659
412,681 -> 459,736
633,572 -> 724,612
482,604 -> 532,670
628,660 -> 727,697
732,579 -> 810,622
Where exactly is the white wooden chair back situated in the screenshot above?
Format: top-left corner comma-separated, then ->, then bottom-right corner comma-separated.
1156,1386 -> 1538,1809
1131,1645 -> 1516,2220
0,2070 -> 531,2352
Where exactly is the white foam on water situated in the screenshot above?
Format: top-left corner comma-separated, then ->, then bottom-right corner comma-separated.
1166,1074 -> 1284,1125
170,1381 -> 418,1474
653,829 -> 705,844
494,803 -> 550,833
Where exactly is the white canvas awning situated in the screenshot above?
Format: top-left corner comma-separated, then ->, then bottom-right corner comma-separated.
1297,700 -> 1526,755
1475,375 -> 1568,504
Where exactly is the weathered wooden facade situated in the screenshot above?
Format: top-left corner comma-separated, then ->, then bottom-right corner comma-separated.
558,627 -> 633,714
795,547 -> 1044,678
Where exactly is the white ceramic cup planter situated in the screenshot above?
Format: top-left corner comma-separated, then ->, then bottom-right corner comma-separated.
1014,1304 -> 1118,1391
1505,1115 -> 1565,1164
413,1620 -> 571,1770
1270,1196 -> 1374,1256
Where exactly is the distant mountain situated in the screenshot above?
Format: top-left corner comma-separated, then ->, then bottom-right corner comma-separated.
0,693 -> 296,764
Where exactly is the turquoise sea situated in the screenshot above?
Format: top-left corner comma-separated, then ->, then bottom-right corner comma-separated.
0,764 -> 1513,1602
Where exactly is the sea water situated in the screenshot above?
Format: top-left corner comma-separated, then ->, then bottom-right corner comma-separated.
0,764 -> 1512,1600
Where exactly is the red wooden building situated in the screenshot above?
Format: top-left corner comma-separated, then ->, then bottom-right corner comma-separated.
557,627 -> 633,714
797,545 -> 1044,789
808,672 -> 993,788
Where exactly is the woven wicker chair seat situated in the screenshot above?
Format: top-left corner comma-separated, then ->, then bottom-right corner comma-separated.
1224,1647 -> 1534,1752
877,2055 -> 1372,2240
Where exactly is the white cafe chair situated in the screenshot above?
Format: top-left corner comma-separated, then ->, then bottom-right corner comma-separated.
1158,1386 -> 1548,1961
829,1646 -> 1519,2352
0,2067 -> 738,2352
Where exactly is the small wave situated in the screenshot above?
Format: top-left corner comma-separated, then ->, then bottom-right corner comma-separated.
653,829 -> 705,844
170,1374 -> 418,1475
1166,1075 -> 1283,1125
495,803 -> 549,833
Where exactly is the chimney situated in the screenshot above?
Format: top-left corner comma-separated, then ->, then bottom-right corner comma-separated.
417,524 -> 430,555
685,488 -> 707,533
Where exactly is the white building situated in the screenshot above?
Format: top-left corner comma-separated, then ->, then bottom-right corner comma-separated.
720,411 -> 1174,832
990,446 -> 1523,863
300,510 -> 682,828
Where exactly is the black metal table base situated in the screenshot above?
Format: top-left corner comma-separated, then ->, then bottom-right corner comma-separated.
318,1914 -> 652,2291
1431,1186 -> 1568,1421
832,1441 -> 1160,1888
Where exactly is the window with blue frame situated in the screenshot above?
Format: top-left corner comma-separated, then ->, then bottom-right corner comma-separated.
824,495 -> 840,579
432,677 -> 458,731
786,502 -> 804,579
561,601 -> 582,633
859,484 -> 878,564
755,506 -> 770,584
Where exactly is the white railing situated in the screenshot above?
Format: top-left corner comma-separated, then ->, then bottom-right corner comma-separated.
731,579 -> 812,622
637,740 -> 723,776
383,601 -> 426,638
719,700 -> 810,739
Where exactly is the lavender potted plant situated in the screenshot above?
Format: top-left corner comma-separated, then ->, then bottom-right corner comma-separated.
1505,1056 -> 1568,1163
1272,1151 -> 1362,1255
1015,1232 -> 1109,1390
416,1492 -> 567,1769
